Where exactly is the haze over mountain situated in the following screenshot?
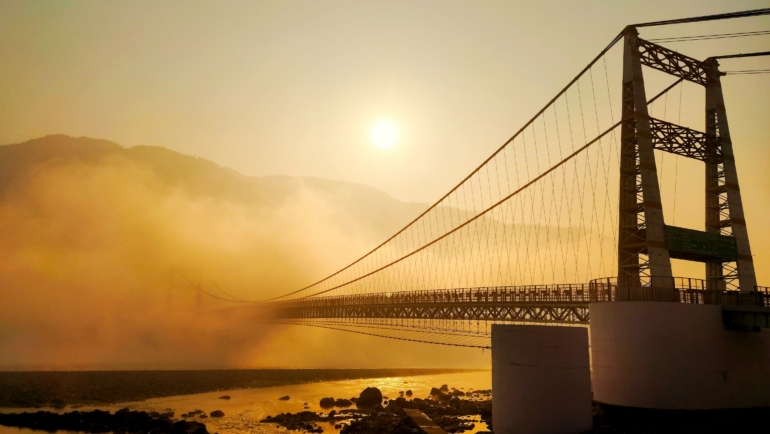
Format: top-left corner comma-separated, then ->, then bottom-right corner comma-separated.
0,134 -> 430,292
0,134 -> 428,244
2,135 -> 498,370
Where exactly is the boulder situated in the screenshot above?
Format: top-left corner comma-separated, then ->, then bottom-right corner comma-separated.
115,408 -> 131,416
278,396 -> 290,401
356,387 -> 383,407
440,384 -> 449,392
218,395 -> 231,400
451,390 -> 465,396
429,387 -> 442,396
405,390 -> 413,396
386,403 -> 407,417
172,420 -> 208,434
334,398 -> 352,407
210,410 -> 225,418
320,397 -> 336,408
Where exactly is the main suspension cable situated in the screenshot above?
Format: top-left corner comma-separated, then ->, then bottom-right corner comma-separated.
649,30 -> 770,43
634,8 -> 770,28
257,31 -> 626,302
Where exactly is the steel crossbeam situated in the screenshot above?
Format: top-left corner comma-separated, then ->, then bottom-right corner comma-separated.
649,117 -> 720,161
636,38 -> 711,86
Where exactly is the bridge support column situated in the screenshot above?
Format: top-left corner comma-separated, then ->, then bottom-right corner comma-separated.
590,302 -> 770,410
492,324 -> 592,434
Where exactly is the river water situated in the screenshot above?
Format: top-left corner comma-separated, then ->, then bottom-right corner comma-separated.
0,370 -> 492,434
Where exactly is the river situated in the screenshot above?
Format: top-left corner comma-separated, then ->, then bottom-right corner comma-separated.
0,370 -> 492,434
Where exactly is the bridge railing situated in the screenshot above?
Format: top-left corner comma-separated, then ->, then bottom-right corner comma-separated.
588,277 -> 770,307
268,277 -> 769,310
270,283 -> 594,309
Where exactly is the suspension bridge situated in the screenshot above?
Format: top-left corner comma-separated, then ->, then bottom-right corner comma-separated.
179,9 -> 770,351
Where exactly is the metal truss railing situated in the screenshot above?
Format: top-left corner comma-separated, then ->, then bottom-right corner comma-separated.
266,278 -> 768,325
589,276 -> 770,307
271,283 -> 594,308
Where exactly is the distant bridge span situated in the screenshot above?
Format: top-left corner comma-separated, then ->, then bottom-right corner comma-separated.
268,278 -> 770,326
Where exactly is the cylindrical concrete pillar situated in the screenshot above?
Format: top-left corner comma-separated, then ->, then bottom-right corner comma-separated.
590,301 -> 770,409
492,324 -> 592,434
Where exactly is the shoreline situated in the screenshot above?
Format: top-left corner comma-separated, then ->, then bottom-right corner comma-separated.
0,374 -> 495,434
0,369 -> 484,409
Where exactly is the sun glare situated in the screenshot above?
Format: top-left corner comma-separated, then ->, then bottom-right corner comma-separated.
371,121 -> 398,148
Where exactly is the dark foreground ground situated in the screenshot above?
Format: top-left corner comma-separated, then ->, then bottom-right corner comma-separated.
0,385 -> 494,434
2,381 -> 769,434
594,403 -> 770,434
0,369 -> 472,408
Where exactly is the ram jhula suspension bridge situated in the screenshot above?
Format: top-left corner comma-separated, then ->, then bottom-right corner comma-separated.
178,9 -> 770,350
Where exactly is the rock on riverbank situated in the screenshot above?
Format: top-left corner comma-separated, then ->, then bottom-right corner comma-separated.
261,385 -> 492,433
0,408 -> 208,434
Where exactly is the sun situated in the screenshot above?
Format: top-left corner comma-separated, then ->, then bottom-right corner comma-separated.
371,121 -> 398,148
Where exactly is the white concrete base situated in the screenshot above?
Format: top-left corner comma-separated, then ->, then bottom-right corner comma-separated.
492,324 -> 592,434
590,301 -> 770,410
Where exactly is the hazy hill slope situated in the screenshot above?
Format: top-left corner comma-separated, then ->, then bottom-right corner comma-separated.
0,135 -> 427,239
0,135 -> 433,368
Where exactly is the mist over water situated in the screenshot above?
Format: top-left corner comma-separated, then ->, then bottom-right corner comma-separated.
0,137 -> 367,368
0,136 -> 493,370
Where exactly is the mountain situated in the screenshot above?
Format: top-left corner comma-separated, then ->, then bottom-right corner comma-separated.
0,134 -> 435,368
0,135 -> 427,240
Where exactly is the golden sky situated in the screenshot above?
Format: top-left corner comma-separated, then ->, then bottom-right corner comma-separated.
0,1 -> 769,368
0,1 -> 766,198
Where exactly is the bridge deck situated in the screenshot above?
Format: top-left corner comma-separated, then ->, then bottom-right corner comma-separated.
268,280 -> 770,324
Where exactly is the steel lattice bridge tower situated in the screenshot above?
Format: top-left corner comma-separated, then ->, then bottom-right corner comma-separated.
616,26 -> 757,293
180,9 -> 770,350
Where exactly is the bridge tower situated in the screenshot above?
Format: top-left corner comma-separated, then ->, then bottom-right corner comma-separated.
616,26 -> 757,292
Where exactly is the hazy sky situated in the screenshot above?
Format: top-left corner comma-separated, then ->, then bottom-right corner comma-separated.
1,0 -> 770,369
1,0 -> 768,203
1,0 -> 769,282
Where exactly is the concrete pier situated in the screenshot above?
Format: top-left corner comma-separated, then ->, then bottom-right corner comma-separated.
590,301 -> 770,409
491,324 -> 592,434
